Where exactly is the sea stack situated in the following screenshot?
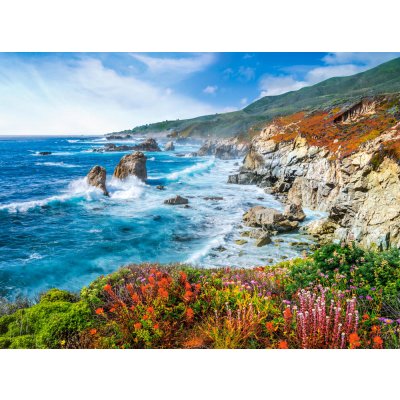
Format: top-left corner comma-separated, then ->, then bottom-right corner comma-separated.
87,165 -> 109,196
113,151 -> 147,181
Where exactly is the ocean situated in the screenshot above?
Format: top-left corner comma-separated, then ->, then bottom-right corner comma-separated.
0,135 -> 323,299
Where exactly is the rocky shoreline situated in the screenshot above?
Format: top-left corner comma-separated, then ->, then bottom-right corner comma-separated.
227,96 -> 400,249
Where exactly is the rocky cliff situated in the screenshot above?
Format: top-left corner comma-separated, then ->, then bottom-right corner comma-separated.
229,95 -> 400,249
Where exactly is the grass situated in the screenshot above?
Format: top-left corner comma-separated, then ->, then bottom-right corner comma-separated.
0,243 -> 399,349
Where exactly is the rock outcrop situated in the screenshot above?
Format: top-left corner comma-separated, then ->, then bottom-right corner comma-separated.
87,166 -> 109,196
93,143 -> 136,153
230,95 -> 400,249
133,138 -> 161,152
113,152 -> 147,181
38,151 -> 52,156
195,138 -> 249,159
164,195 -> 189,205
243,206 -> 299,232
94,138 -> 161,153
164,141 -> 175,151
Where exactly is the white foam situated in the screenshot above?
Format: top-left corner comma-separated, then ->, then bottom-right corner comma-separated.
67,139 -> 79,143
35,162 -> 78,168
0,178 -> 103,213
108,176 -> 146,200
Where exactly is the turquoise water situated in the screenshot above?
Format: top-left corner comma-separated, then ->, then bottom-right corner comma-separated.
0,136 -> 322,299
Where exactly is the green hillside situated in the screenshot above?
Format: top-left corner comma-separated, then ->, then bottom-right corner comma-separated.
111,57 -> 400,138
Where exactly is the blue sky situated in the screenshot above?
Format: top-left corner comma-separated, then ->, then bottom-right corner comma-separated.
0,52 -> 399,134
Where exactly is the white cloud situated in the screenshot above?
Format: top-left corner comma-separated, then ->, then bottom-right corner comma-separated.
240,97 -> 248,105
131,53 -> 215,76
259,75 -> 308,97
0,56 -> 218,135
258,52 -> 400,98
203,85 -> 218,94
238,66 -> 255,81
322,52 -> 400,66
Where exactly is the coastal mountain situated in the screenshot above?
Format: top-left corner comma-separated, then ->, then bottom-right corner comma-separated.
107,57 -> 400,139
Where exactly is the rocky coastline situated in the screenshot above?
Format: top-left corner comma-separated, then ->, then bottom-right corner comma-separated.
228,96 -> 400,249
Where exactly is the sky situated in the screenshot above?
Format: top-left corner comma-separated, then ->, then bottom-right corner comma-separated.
0,52 -> 399,135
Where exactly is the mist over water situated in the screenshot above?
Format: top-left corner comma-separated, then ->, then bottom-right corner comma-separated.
0,136 -> 322,299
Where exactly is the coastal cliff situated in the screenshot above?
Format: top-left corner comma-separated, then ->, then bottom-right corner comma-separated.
229,95 -> 400,249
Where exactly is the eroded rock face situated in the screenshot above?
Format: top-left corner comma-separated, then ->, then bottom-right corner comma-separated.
113,152 -> 147,181
164,195 -> 189,205
164,141 -> 175,151
243,206 -> 299,232
195,138 -> 249,159
87,165 -> 108,196
232,100 -> 400,248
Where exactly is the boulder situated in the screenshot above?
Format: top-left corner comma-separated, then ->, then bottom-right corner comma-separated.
113,151 -> 147,181
164,141 -> 175,151
156,185 -> 165,190
255,233 -> 272,247
235,239 -> 248,245
133,138 -> 161,152
284,203 -> 306,222
38,151 -> 52,156
164,195 -> 189,205
87,165 -> 109,196
243,206 -> 299,232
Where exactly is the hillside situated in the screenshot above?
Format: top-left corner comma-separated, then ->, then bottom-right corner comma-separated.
107,57 -> 400,139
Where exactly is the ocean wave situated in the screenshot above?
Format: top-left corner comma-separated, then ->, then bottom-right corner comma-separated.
108,176 -> 146,200
33,151 -> 74,156
166,159 -> 214,181
35,162 -> 79,168
0,178 -> 104,213
67,139 -> 79,143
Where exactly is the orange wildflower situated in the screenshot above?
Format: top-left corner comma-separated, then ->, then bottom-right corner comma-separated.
134,322 -> 142,330
349,333 -> 361,349
373,336 -> 383,348
131,292 -> 140,303
183,290 -> 193,301
143,314 -> 149,320
362,314 -> 370,321
185,281 -> 192,291
186,307 -> 194,322
159,277 -> 169,288
265,321 -> 275,332
90,328 -> 97,335
278,340 -> 288,349
371,325 -> 380,334
126,283 -> 134,295
150,268 -> 157,275
109,307 -> 116,313
153,324 -> 159,330
103,284 -> 113,295
283,307 -> 292,319
195,283 -> 201,291
147,306 -> 154,314
158,287 -> 169,299
95,307 -> 104,315
148,276 -> 155,285
130,305 -> 135,311
179,271 -> 187,283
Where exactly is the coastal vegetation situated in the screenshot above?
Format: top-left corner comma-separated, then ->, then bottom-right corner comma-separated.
1,243 -> 398,349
